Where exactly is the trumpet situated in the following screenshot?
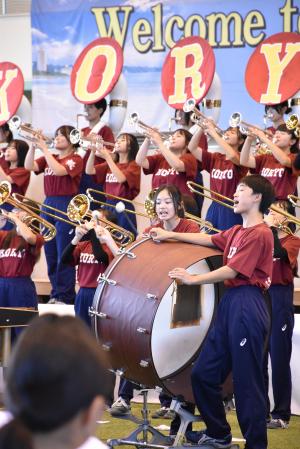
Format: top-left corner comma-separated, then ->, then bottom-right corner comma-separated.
12,192 -> 134,247
8,116 -> 54,146
183,98 -> 224,137
229,112 -> 270,137
286,114 -> 300,138
0,181 -> 56,241
69,128 -> 115,150
128,112 -> 171,142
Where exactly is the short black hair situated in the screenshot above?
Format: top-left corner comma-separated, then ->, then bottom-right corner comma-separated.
239,174 -> 275,214
93,98 -> 107,116
265,101 -> 292,115
4,315 -> 112,433
55,125 -> 79,148
174,128 -> 193,147
276,124 -> 299,153
153,184 -> 185,218
0,123 -> 13,143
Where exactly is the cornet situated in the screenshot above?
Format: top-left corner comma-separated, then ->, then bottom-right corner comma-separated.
8,116 -> 54,147
183,98 -> 225,138
69,128 -> 115,150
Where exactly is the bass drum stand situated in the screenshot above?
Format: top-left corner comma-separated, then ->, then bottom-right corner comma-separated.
107,389 -> 240,449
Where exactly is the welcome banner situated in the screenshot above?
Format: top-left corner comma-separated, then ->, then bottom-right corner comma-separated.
31,0 -> 300,135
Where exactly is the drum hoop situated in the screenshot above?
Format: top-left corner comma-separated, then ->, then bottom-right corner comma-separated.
91,237 -> 151,340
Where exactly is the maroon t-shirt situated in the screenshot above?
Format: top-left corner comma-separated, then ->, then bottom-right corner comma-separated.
202,151 -> 247,199
5,167 -> 30,195
144,153 -> 197,196
94,161 -> 140,200
70,240 -> 113,288
272,234 -> 300,285
211,223 -> 274,289
252,153 -> 298,199
35,153 -> 83,196
144,217 -> 200,234
0,149 -> 8,170
0,233 -> 44,277
81,125 -> 115,169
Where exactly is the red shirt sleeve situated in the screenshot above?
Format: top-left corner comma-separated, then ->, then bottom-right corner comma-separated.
120,161 -> 140,192
282,236 -> 300,270
211,227 -> 233,251
253,154 -> 267,174
143,154 -> 163,175
30,234 -> 45,257
180,153 -> 197,178
34,156 -> 47,174
201,149 -> 215,172
100,126 -> 115,145
94,163 -> 108,184
8,168 -> 30,188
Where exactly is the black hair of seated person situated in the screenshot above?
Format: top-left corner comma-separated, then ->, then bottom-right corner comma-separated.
182,194 -> 200,217
0,314 -> 113,449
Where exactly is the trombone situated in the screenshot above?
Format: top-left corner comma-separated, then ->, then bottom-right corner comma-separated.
8,116 -> 54,147
183,98 -> 224,137
288,194 -> 300,208
69,128 -> 115,150
187,181 -> 234,210
0,181 -> 56,241
12,192 -> 134,247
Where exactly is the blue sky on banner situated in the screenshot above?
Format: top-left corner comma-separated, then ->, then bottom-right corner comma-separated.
31,0 -> 299,134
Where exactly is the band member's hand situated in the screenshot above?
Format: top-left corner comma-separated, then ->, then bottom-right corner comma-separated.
75,224 -> 89,240
264,212 -> 281,228
168,267 -> 195,285
95,225 -> 113,243
147,129 -> 163,146
149,227 -> 171,242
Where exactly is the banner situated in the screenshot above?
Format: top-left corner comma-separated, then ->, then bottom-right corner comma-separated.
31,0 -> 300,135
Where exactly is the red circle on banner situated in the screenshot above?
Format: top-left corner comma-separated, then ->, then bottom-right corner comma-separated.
245,32 -> 300,105
161,36 -> 215,110
0,62 -> 24,126
70,38 -> 123,104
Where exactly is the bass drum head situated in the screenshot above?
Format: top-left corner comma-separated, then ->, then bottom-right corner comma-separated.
151,259 -> 215,379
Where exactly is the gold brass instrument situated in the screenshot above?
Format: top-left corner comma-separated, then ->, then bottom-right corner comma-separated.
183,98 -> 224,137
288,194 -> 300,208
187,181 -> 234,210
286,114 -> 300,138
69,128 -> 115,150
269,204 -> 300,236
0,181 -> 56,241
12,193 -> 134,247
8,116 -> 54,146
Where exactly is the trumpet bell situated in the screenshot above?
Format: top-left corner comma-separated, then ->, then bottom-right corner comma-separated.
229,112 -> 241,128
8,115 -> 22,132
183,98 -> 196,113
286,113 -> 300,138
69,128 -> 81,145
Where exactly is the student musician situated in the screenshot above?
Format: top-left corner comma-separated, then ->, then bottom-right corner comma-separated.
85,133 -> 140,237
61,213 -> 119,326
150,175 -> 275,449
0,209 -> 44,339
24,126 -> 83,304
240,124 -> 299,200
135,129 -> 198,201
0,123 -> 13,170
264,200 -> 300,429
188,120 -> 247,231
264,101 -> 292,134
0,139 -> 30,230
79,98 -> 115,202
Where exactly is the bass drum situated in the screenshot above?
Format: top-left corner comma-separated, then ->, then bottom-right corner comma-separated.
92,238 -> 224,403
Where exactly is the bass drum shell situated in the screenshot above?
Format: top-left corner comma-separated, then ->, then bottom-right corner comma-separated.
92,238 -> 224,403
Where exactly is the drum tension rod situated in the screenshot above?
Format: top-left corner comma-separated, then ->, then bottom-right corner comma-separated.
88,307 -> 109,319
102,343 -> 112,351
97,274 -> 117,286
137,327 -> 149,334
117,247 -> 137,259
146,293 -> 157,300
140,359 -> 151,368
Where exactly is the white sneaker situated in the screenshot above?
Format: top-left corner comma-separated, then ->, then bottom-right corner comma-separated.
109,397 -> 131,416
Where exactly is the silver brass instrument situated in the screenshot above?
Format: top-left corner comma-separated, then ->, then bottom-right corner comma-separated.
183,98 -> 224,137
8,116 -> 54,146
128,112 -> 171,142
69,128 -> 115,150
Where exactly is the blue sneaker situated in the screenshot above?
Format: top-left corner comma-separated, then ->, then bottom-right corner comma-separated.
194,430 -> 232,448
